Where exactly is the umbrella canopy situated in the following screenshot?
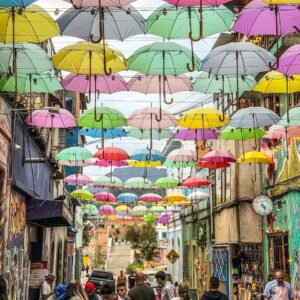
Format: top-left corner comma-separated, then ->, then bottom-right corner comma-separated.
201,42 -> 276,75
78,107 -> 127,129
264,125 -> 300,139
94,147 -> 129,161
59,160 -> 94,167
130,148 -> 165,162
94,176 -> 123,187
188,191 -> 209,200
158,214 -> 171,224
117,193 -> 138,203
64,174 -> 94,185
131,205 -> 147,217
0,72 -> 62,94
237,151 -> 272,164
115,205 -> 131,216
219,127 -> 265,140
129,161 -> 162,168
144,214 -> 157,222
166,206 -> 181,213
124,177 -> 153,189
0,0 -> 36,6
166,149 -> 197,163
99,205 -> 115,216
278,45 -> 300,75
26,107 -> 77,128
174,129 -> 219,141
154,177 -> 179,188
64,0 -> 135,6
197,161 -> 230,169
178,107 -> 229,129
201,150 -> 236,163
139,193 -> 163,203
57,5 -> 145,42
193,72 -> 256,94
149,205 -> 165,214
56,147 -> 93,162
128,128 -> 173,140
63,74 -> 128,94
0,5 -> 59,43
229,107 -> 280,128
181,177 -> 210,188
80,127 -> 127,139
0,43 -> 53,74
52,41 -> 127,75
70,189 -> 94,200
280,107 -> 300,127
93,159 -> 128,167
128,42 -> 201,75
164,0 -> 231,6
94,192 -> 116,202
147,4 -> 234,39
83,204 -> 99,217
165,193 -> 186,202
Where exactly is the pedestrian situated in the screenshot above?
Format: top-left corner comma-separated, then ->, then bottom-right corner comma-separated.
85,282 -> 102,300
82,265 -> 86,277
117,282 -> 130,300
128,272 -> 136,289
0,275 -> 8,300
156,285 -> 163,300
40,273 -> 56,300
155,271 -> 175,300
128,272 -> 155,300
171,283 -> 189,300
54,284 -> 67,300
75,281 -> 89,300
200,277 -> 228,300
65,280 -> 88,300
101,283 -> 118,300
264,271 -> 294,300
86,265 -> 90,277
117,271 -> 127,285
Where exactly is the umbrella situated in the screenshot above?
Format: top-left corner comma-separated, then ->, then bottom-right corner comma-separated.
264,125 -> 300,139
94,192 -> 116,202
0,0 -> 36,6
94,176 -> 123,187
128,128 -> 173,140
165,149 -> 197,168
139,193 -> 163,203
124,177 -> 153,189
219,126 -> 265,141
201,150 -> 236,163
59,160 -> 94,167
187,191 -> 209,201
174,129 -> 219,141
94,147 -> 129,161
93,159 -> 128,167
158,214 -> 171,224
83,204 -> 99,217
166,206 -> 181,213
144,213 -> 158,222
64,0 -> 136,8
181,177 -> 210,188
165,193 -> 186,202
164,0 -> 231,6
64,174 -> 94,185
131,205 -> 147,218
278,45 -> 300,75
237,151 -> 272,164
26,107 -> 77,128
115,205 -> 131,216
117,193 -> 138,203
56,147 -> 93,164
232,0 -> 300,69
129,161 -> 162,168
80,127 -> 127,139
70,188 -> 94,200
154,177 -> 179,188
174,201 -> 192,207
197,161 -> 230,169
280,107 -> 300,127
149,205 -> 165,214
99,205 -> 115,216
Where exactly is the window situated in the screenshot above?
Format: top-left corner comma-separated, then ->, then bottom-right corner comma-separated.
162,232 -> 167,239
268,233 -> 289,274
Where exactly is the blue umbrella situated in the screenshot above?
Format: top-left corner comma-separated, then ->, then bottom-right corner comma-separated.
117,193 -> 138,203
0,0 -> 36,6
130,148 -> 165,162
80,127 -> 127,139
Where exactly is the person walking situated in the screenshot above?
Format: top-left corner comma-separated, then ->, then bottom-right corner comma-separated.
155,271 -> 175,300
128,272 -> 155,300
128,272 -> 136,289
54,284 -> 67,300
117,282 -> 130,300
101,283 -> 118,300
86,265 -> 90,277
200,277 -> 228,300
117,271 -> 127,285
264,271 -> 294,300
65,280 -> 88,300
40,273 -> 56,300
85,282 -> 102,300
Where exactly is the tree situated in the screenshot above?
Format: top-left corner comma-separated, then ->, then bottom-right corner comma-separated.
125,225 -> 140,248
91,245 -> 104,268
82,215 -> 93,247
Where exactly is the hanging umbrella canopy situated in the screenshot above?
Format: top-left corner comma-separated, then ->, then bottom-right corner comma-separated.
130,148 -> 165,162
165,193 -> 186,202
83,204 -> 99,217
201,42 -> 276,75
164,0 -> 231,6
201,150 -> 236,163
93,159 -> 128,167
264,125 -> 300,139
129,161 -> 163,168
0,5 -> 60,43
99,205 -> 115,216
117,193 -> 138,203
193,72 -> 256,94
128,42 -> 201,75
229,107 -> 280,128
178,107 -> 229,129
57,5 -> 145,42
165,149 -> 197,164
124,177 -> 153,189
94,147 -> 129,161
115,205 -> 131,216
0,0 -> 36,6
94,192 -> 116,202
149,205 -> 165,214
78,107 -> 127,129
144,214 -> 157,222
174,128 -> 219,141
131,205 -> 147,216
94,176 -> 123,187
26,107 -> 77,128
166,206 -> 181,213
128,128 -> 173,140
154,177 -> 179,188
70,188 -> 94,200
174,201 -> 192,207
0,72 -> 62,94
279,107 -> 300,127
64,174 -> 94,185
237,151 -> 272,164
188,191 -> 209,200
147,4 -> 235,39
158,214 -> 171,224
139,193 -> 163,203
219,126 -> 265,140
63,74 -> 128,94
52,41 -> 127,75
278,45 -> 300,75
59,160 -> 94,167
198,161 -> 230,169
0,43 -> 53,74
164,160 -> 196,168
63,0 -> 136,6
181,177 -> 210,188
56,147 -> 93,162
80,127 -> 127,139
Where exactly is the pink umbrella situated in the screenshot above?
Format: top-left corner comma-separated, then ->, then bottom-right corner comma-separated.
64,174 -> 94,185
26,107 -> 77,128
201,150 -> 236,163
174,129 -> 219,141
139,193 -> 163,203
94,192 -> 116,202
99,205 -> 115,216
157,214 -> 171,224
64,0 -> 136,7
166,149 -> 197,162
278,45 -> 300,75
93,159 -> 128,167
264,125 -> 300,139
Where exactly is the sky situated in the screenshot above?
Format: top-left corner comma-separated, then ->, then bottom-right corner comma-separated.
36,0 -> 218,178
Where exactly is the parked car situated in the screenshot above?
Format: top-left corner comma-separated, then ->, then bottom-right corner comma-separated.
87,269 -> 115,292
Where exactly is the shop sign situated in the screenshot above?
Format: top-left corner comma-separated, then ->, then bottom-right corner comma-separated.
29,261 -> 48,288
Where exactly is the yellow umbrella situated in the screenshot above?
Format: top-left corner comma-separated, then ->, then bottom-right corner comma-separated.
70,188 -> 94,200
128,160 -> 162,168
52,41 -> 127,75
237,151 -> 272,164
174,201 -> 192,207
178,107 -> 229,129
263,0 -> 300,3
0,5 -> 59,43
165,193 -> 187,203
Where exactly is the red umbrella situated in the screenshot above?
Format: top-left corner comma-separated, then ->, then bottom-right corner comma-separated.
94,192 -> 116,202
197,161 -> 230,169
94,147 -> 129,161
201,150 -> 236,163
181,177 -> 210,188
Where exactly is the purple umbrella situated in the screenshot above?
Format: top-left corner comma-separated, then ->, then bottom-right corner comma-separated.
232,0 -> 300,69
158,214 -> 171,224
174,129 -> 219,141
278,45 -> 300,75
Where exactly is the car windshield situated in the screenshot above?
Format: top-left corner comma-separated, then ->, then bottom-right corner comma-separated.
91,271 -> 113,280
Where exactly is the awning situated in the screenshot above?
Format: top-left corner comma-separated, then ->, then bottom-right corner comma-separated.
27,199 -> 73,227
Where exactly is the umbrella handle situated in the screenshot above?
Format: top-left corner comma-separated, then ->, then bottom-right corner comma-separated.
143,167 -> 148,179
252,138 -> 258,151
162,77 -> 174,104
251,164 -> 257,183
70,0 -> 80,8
94,110 -> 103,122
188,6 -> 203,42
155,109 -> 163,122
219,113 -> 226,122
146,147 -> 152,161
143,177 -> 149,184
90,6 -> 104,43
187,51 -> 196,72
192,146 -> 199,162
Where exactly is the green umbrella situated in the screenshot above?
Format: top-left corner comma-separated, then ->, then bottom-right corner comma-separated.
95,176 -> 123,187
70,188 -> 94,200
279,106 -> 300,127
124,177 -> 153,189
164,160 -> 196,168
219,126 -> 265,141
83,204 -> 100,217
56,146 -> 93,162
144,213 -> 157,222
154,177 -> 179,188
128,128 -> 173,140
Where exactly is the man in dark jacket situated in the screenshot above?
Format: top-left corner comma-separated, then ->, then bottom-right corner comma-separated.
201,277 -> 228,300
128,272 -> 155,300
